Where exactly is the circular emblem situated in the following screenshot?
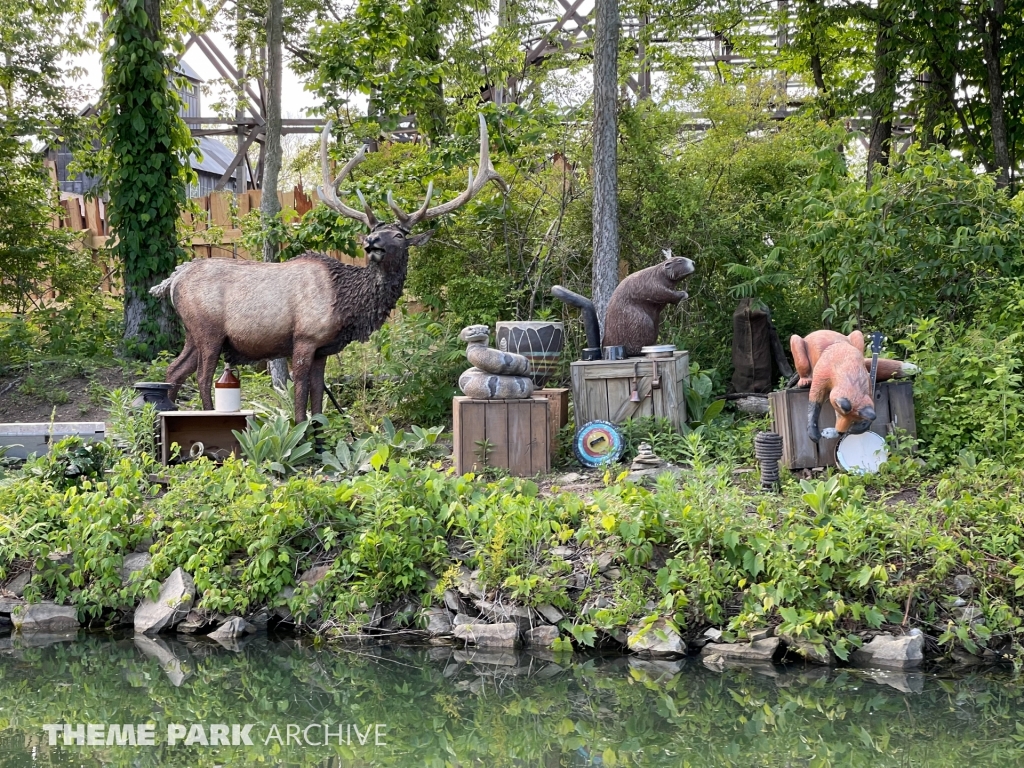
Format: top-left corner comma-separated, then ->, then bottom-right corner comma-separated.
574,421 -> 625,468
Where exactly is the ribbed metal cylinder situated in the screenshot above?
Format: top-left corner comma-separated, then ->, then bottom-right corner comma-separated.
754,431 -> 784,491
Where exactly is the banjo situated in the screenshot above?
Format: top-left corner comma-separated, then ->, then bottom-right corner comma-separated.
836,331 -> 889,474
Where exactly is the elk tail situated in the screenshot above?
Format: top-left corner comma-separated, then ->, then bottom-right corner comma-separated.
551,285 -> 601,349
149,262 -> 195,309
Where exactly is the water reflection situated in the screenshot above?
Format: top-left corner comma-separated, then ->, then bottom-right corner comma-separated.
0,630 -> 1021,766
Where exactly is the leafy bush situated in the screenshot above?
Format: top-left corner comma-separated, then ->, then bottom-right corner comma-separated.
899,318 -> 1024,466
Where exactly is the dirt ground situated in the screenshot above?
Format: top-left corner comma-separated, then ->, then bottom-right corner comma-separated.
0,366 -> 127,425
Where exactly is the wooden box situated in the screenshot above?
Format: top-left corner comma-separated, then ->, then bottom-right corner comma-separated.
159,410 -> 254,465
769,382 -> 916,470
452,396 -> 550,477
570,351 -> 689,431
533,388 -> 570,445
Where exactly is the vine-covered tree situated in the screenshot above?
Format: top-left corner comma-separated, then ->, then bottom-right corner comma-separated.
101,0 -> 194,357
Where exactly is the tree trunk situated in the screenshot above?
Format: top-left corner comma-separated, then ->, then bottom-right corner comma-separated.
591,0 -> 620,336
980,0 -> 1010,188
261,0 -> 289,390
866,15 -> 895,188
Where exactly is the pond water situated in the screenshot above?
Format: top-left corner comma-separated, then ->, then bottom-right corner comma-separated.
0,632 -> 1022,767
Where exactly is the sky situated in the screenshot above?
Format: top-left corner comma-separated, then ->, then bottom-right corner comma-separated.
71,6 -> 323,121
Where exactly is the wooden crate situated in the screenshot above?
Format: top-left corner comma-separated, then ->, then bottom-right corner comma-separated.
769,381 -> 917,470
570,352 -> 689,431
160,411 -> 253,465
532,388 -> 570,445
452,397 -> 550,477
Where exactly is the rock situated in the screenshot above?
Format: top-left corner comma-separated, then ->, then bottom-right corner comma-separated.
781,634 -> 835,665
456,569 -> 486,600
298,564 -> 330,586
134,635 -> 192,686
536,604 -> 565,625
273,587 -> 295,621
474,600 -> 535,631
453,613 -> 477,627
454,622 -> 519,648
701,637 -> 781,663
453,649 -> 519,666
525,625 -> 559,648
246,608 -> 270,632
11,631 -> 77,649
550,546 -> 574,559
953,605 -> 984,624
12,603 -> 79,633
423,607 -> 453,636
47,551 -> 73,567
627,619 -> 685,658
850,633 -> 924,670
747,627 -> 773,642
208,616 -> 256,641
603,568 -> 622,581
861,669 -> 925,694
593,596 -> 610,609
175,611 -> 212,635
595,552 -> 614,572
952,574 -> 977,596
629,657 -> 683,683
443,589 -> 463,613
556,472 -> 583,485
703,627 -> 723,642
630,443 -> 666,471
133,568 -> 196,635
0,597 -> 25,615
120,553 -> 151,584
734,396 -> 769,415
5,571 -> 31,597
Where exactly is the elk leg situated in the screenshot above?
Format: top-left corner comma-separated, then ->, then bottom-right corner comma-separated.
165,339 -> 198,402
195,345 -> 221,411
290,341 -> 318,423
309,356 -> 328,417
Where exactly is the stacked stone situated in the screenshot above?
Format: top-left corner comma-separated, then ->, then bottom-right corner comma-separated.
458,325 -> 535,400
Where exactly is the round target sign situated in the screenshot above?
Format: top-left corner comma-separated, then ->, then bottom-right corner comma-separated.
574,420 -> 625,468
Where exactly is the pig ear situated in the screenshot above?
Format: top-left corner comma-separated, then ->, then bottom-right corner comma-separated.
407,230 -> 434,247
835,397 -> 852,414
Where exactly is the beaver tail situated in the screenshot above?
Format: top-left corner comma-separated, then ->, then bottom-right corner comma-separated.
551,285 -> 601,349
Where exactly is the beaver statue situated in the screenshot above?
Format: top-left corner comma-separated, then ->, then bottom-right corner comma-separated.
458,325 -> 535,399
551,250 -> 695,357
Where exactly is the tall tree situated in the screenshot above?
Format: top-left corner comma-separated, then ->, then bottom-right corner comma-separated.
591,0 -> 620,333
260,0 -> 289,388
102,0 -> 194,357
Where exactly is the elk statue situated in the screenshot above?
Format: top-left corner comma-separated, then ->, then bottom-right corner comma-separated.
150,115 -> 507,422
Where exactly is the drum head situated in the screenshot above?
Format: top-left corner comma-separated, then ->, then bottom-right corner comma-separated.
574,421 -> 625,468
836,431 -> 888,474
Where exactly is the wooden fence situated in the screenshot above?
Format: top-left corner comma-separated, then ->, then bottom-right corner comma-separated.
46,161 -> 365,297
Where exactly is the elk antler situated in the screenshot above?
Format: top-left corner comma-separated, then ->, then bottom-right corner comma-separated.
388,113 -> 508,228
318,120 -> 378,229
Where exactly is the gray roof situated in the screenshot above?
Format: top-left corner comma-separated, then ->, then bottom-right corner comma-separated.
174,60 -> 203,83
192,136 -> 251,181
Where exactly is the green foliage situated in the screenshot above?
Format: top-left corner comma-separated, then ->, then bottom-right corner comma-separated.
752,144 -> 1024,332
28,435 -> 116,490
233,413 -> 325,476
100,0 -> 196,358
0,297 -> 122,373
335,304 -> 464,427
899,318 -> 1024,466
107,387 -> 158,459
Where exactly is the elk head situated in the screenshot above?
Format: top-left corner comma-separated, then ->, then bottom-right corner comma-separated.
317,114 -> 508,266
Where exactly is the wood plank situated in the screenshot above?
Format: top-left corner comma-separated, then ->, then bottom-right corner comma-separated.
583,378 -> 609,425
570,363 -> 587,426
484,401 -> 509,470
452,397 -> 463,474
870,382 -> 891,439
886,381 -> 917,438
64,198 -> 84,231
534,389 -> 568,447
606,376 -> 632,423
247,190 -> 261,210
610,376 -> 652,423
84,198 -> 102,235
209,191 -> 231,226
237,191 -> 250,216
529,398 -> 550,473
507,401 -> 533,475
456,398 -> 486,475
